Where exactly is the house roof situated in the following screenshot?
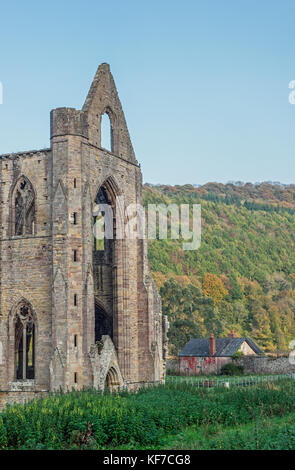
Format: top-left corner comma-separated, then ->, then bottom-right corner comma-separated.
178,337 -> 263,357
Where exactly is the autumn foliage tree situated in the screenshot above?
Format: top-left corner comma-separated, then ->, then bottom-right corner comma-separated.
144,182 -> 295,354
202,273 -> 229,304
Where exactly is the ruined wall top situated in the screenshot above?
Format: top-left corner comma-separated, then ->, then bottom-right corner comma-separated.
0,65 -> 137,166
51,63 -> 138,165
0,148 -> 51,160
50,107 -> 88,139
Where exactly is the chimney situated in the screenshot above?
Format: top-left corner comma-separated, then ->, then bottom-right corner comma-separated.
228,329 -> 237,338
209,333 -> 216,356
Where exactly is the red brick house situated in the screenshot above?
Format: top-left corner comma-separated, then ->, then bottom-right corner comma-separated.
178,331 -> 263,375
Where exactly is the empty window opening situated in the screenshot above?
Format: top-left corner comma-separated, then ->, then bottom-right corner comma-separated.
15,303 -> 35,380
93,211 -> 105,251
100,113 -> 113,152
74,335 -> 78,348
74,372 -> 78,384
73,212 -> 77,225
73,250 -> 77,262
95,304 -> 113,341
74,294 -> 77,306
93,186 -> 111,252
13,177 -> 35,236
74,178 -> 77,188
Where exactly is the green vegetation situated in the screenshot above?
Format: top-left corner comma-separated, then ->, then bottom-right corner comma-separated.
231,351 -> 244,360
161,412 -> 295,450
143,182 -> 295,353
220,363 -> 244,376
1,380 -> 295,449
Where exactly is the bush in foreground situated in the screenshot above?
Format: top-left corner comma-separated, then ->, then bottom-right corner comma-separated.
0,380 -> 294,449
220,363 -> 244,376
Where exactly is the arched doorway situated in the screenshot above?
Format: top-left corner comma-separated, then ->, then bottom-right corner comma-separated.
105,367 -> 120,391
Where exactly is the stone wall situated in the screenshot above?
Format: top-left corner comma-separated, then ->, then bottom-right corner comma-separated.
0,63 -> 166,407
0,149 -> 52,396
170,355 -> 295,376
166,359 -> 178,373
238,356 -> 295,374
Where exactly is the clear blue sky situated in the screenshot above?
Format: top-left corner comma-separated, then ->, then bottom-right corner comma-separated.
0,0 -> 294,185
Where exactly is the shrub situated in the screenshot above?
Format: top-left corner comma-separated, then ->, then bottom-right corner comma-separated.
0,379 -> 294,449
232,351 -> 244,360
220,362 -> 244,376
0,416 -> 7,449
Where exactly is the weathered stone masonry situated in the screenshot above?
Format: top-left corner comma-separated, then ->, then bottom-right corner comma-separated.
0,64 -> 167,407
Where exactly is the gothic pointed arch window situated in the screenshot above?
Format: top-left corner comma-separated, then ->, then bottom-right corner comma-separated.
14,301 -> 35,380
12,176 -> 35,236
92,178 -> 120,345
93,186 -> 110,252
100,110 -> 114,152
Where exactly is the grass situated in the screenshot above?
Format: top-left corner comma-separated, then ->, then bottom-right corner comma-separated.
1,379 -> 295,450
160,412 -> 295,450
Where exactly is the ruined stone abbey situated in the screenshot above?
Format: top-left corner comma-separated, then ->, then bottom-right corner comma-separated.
0,64 -> 167,407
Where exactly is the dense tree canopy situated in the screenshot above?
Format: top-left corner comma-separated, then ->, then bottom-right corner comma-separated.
143,182 -> 295,354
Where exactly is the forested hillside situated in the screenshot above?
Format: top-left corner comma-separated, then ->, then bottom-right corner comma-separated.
143,182 -> 295,355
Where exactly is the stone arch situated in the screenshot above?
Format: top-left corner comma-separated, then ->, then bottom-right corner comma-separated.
8,298 -> 38,381
105,366 -> 121,390
9,297 -> 38,328
9,175 -> 37,237
92,176 -> 123,351
94,175 -> 122,207
93,175 -> 123,242
82,63 -> 137,162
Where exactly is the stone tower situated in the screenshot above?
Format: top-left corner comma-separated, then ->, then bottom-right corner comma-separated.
0,64 -> 167,407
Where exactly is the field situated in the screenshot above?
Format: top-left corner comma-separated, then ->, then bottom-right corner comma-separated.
1,378 -> 295,450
